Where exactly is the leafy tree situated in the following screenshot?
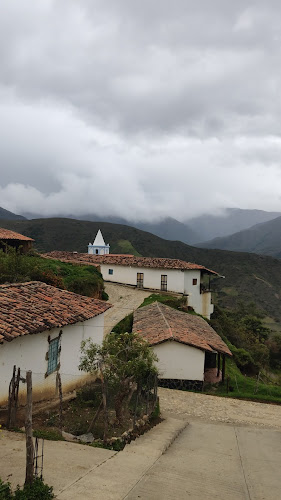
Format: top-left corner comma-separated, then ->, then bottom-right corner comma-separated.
79,332 -> 158,424
242,316 -> 270,342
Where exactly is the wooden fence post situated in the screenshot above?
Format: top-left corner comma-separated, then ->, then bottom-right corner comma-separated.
25,370 -> 34,486
7,365 -> 21,429
56,372 -> 63,434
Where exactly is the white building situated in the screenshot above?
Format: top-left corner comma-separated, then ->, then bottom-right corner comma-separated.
87,255 -> 218,319
0,281 -> 111,405
133,302 -> 232,390
88,230 -> 110,255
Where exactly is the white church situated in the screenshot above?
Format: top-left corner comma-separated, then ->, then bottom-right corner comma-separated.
88,229 -> 110,255
87,229 -> 216,319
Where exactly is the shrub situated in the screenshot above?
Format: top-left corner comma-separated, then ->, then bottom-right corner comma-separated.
14,478 -> 54,500
0,478 -> 12,500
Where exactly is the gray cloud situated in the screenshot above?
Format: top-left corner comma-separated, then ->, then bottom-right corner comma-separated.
1,1 -> 281,222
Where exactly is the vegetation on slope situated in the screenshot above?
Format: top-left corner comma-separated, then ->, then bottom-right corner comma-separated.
2,217 -> 281,322
198,214 -> 281,258
0,248 -> 105,298
113,293 -> 281,403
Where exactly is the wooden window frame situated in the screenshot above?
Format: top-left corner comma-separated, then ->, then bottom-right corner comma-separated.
137,272 -> 144,288
161,274 -> 168,291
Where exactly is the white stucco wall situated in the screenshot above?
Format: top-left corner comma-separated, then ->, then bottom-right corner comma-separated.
88,245 -> 110,255
100,263 -> 213,318
0,314 -> 104,406
100,263 -> 185,293
153,341 -> 205,381
184,269 -> 214,318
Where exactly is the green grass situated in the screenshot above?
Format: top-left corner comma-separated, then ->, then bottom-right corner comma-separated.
33,429 -> 65,441
117,239 -> 142,256
206,359 -> 281,404
3,217 -> 281,322
139,293 -> 187,310
0,251 -> 104,298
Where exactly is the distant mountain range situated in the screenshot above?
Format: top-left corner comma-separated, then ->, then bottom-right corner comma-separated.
2,217 -> 281,324
0,207 -> 26,220
2,206 -> 281,257
20,207 -> 281,245
198,215 -> 281,258
188,208 -> 281,242
21,212 -> 200,245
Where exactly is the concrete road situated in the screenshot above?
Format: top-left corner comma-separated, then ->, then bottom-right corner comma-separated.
125,420 -> 281,500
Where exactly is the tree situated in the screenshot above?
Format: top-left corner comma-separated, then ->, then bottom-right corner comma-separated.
79,332 -> 158,424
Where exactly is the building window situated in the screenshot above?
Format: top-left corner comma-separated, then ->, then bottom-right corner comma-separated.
161,275 -> 167,291
47,337 -> 60,375
137,272 -> 144,288
108,269 -> 113,275
95,249 -> 99,255
193,279 -> 197,285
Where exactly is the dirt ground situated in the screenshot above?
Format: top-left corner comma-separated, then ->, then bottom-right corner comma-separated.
159,387 -> 281,429
103,282 -> 151,335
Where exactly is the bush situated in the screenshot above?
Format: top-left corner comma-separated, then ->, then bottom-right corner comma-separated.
0,478 -> 54,500
231,346 -> 256,374
14,478 -> 54,500
0,478 -> 12,500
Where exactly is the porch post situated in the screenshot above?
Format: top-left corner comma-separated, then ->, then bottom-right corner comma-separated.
222,355 -> 226,383
217,353 -> 221,377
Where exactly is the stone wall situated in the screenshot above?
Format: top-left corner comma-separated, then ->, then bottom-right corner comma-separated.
158,378 -> 203,392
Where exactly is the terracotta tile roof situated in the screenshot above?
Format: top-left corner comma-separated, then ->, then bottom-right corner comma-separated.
0,227 -> 34,241
43,251 -> 217,275
133,302 -> 232,356
41,251 -> 100,268
0,281 -> 112,343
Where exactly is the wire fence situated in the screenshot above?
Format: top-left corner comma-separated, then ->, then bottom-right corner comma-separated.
1,365 -> 158,445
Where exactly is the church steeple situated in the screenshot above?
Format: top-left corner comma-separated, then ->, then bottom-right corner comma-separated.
88,230 -> 110,255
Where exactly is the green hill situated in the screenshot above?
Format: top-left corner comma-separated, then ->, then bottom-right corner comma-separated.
2,218 -> 281,322
198,215 -> 281,258
0,206 -> 26,220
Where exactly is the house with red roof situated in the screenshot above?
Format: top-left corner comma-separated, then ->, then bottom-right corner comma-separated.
43,250 -> 219,318
0,281 -> 111,405
88,254 -> 218,319
133,302 -> 232,390
0,227 -> 34,253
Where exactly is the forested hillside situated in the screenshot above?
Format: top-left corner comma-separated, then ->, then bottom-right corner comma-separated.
2,217 -> 281,322
198,215 -> 281,258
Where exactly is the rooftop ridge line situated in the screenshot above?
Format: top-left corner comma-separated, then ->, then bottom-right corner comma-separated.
156,301 -> 174,339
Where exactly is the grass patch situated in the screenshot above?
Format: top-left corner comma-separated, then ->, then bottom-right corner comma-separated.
33,429 -> 65,441
206,358 -> 281,404
0,250 -> 104,298
221,287 -> 239,297
117,240 -> 142,256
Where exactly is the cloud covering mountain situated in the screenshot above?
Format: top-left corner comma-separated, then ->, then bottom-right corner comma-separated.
1,1 -> 281,221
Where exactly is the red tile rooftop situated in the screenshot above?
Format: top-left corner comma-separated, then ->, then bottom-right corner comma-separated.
0,228 -> 34,241
43,251 -> 218,275
0,281 -> 112,343
133,302 -> 232,356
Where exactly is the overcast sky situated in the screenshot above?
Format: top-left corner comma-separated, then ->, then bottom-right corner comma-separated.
1,0 -> 281,222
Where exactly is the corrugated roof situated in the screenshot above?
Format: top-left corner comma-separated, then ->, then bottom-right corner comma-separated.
0,281 -> 111,343
43,251 -> 218,275
0,228 -> 34,241
133,302 -> 232,356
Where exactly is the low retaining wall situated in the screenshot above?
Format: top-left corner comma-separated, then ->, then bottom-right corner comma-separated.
158,378 -> 203,391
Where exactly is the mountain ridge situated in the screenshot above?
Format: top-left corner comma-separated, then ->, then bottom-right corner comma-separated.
198,215 -> 281,258
1,217 -> 281,322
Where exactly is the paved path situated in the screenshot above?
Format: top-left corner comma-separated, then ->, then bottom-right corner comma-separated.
159,387 -> 281,429
0,429 -> 115,494
126,420 -> 281,500
103,283 -> 151,336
